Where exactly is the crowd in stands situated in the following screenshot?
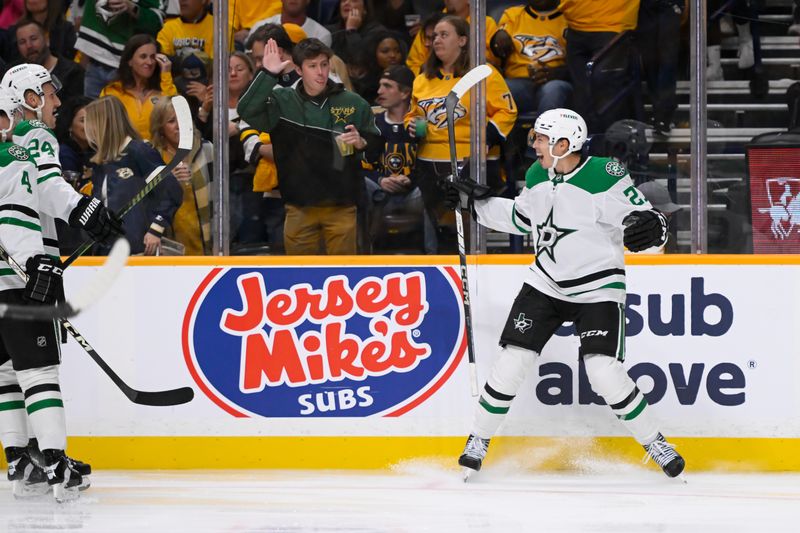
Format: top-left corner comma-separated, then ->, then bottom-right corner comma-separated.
0,0 -> 774,255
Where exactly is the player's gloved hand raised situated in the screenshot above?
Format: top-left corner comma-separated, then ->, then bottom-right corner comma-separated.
24,255 -> 64,304
623,209 -> 668,252
68,195 -> 125,245
442,175 -> 494,210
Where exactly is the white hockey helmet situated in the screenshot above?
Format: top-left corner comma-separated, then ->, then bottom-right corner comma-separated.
0,90 -> 21,142
533,108 -> 588,153
1,63 -> 61,119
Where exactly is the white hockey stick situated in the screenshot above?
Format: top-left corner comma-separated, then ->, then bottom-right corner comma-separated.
444,64 -> 492,397
0,238 -> 130,320
63,95 -> 194,268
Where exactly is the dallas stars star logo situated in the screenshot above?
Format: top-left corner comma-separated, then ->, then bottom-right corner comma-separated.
513,313 -> 533,333
535,207 -> 576,262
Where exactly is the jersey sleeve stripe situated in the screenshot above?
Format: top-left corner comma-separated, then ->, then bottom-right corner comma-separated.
511,205 -> 532,234
0,217 -> 42,231
42,237 -> 59,248
37,163 -> 61,171
0,204 -> 40,220
36,172 -> 61,184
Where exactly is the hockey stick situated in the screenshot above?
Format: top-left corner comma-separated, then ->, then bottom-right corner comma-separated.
0,238 -> 129,320
62,95 -> 195,268
444,64 -> 492,397
0,241 -> 194,406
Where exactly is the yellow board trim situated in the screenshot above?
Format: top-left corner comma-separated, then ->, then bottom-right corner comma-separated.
34,436 -> 800,471
71,254 -> 800,267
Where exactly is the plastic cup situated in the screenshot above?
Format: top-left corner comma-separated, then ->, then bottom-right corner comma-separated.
336,134 -> 354,157
414,118 -> 427,139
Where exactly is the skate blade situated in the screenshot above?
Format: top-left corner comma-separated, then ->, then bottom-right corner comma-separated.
675,473 -> 688,484
462,467 -> 476,482
12,480 -> 52,499
53,484 -> 80,503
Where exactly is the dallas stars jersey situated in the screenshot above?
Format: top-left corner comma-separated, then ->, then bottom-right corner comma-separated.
13,120 -> 82,258
157,12 -> 215,58
0,142 -> 46,291
498,6 -> 567,79
404,66 -> 516,162
474,156 -> 653,304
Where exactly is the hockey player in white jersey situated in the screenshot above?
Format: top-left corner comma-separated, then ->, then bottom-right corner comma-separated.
0,67 -> 122,500
448,108 -> 685,480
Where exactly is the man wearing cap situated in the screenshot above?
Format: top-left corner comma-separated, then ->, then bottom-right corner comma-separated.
633,180 -> 681,253
364,64 -> 425,250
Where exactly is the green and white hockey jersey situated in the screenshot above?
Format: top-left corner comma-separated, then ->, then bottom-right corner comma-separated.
13,120 -> 82,259
474,156 -> 653,304
0,142 -> 46,291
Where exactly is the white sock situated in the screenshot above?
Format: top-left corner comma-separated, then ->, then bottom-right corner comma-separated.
0,361 -> 28,449
16,365 -> 66,451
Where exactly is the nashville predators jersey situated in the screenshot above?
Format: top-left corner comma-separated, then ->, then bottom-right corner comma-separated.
157,12 -> 215,58
498,5 -> 568,79
0,142 -> 46,291
560,0 -> 640,32
406,15 -> 500,74
404,65 -> 517,162
13,120 -> 82,258
473,156 -> 653,304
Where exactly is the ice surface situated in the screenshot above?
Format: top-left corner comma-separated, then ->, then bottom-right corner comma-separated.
1,466 -> 799,532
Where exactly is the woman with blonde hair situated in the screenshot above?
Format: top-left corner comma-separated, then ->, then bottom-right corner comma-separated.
100,34 -> 178,140
150,96 -> 213,255
84,96 -> 182,255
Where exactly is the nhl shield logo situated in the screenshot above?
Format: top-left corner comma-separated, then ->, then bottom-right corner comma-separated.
36,336 -> 46,347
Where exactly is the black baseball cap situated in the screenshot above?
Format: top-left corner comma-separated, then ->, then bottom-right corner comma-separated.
380,65 -> 415,91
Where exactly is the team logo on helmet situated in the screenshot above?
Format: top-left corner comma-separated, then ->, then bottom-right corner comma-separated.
605,161 -> 627,177
7,145 -> 29,161
513,35 -> 564,63
417,97 -> 466,129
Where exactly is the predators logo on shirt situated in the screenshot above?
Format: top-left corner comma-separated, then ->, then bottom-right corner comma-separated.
417,97 -> 467,129
513,34 -> 564,63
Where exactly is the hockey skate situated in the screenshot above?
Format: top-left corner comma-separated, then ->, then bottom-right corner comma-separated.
642,433 -> 686,481
29,439 -> 91,491
43,449 -> 89,502
458,434 -> 490,481
6,446 -> 51,498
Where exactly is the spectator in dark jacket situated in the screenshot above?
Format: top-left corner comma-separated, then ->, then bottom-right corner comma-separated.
23,0 -> 76,59
84,96 -> 182,255
15,18 -> 84,98
325,0 -> 385,64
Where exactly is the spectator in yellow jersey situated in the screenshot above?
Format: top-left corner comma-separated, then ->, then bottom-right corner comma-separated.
490,0 -> 572,116
100,34 -> 178,141
249,0 -> 332,47
157,0 -> 214,59
404,16 -> 516,254
405,0 -> 497,75
560,0 -> 640,132
150,96 -> 212,255
229,0 -> 282,44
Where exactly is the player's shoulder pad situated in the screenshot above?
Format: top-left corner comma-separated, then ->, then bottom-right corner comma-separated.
14,119 -> 56,138
525,160 -> 549,189
0,143 -> 33,167
567,157 -> 630,195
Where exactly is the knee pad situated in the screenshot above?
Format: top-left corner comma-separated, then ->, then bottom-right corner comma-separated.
486,344 -> 538,398
583,353 -> 636,405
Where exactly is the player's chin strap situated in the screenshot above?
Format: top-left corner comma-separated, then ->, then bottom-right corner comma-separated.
547,143 -> 568,176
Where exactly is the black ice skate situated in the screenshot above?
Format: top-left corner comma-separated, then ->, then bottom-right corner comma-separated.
28,439 -> 92,479
643,433 -> 686,480
458,434 -> 490,481
5,446 -> 50,498
43,449 -> 88,502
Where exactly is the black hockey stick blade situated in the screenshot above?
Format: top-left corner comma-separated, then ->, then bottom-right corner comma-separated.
63,95 -> 194,268
0,238 -> 130,320
61,320 -> 194,406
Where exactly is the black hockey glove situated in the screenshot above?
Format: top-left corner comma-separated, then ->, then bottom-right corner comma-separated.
24,255 -> 64,305
623,209 -> 668,252
442,175 -> 494,210
68,195 -> 125,245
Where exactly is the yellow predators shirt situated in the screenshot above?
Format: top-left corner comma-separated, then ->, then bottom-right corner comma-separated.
406,16 -> 499,75
560,0 -> 640,32
404,66 -> 517,162
158,13 -> 215,58
229,0 -> 281,33
498,6 -> 568,79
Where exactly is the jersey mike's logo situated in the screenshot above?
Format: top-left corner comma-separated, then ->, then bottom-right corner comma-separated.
514,34 -> 564,63
418,96 -> 467,129
183,266 -> 465,417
